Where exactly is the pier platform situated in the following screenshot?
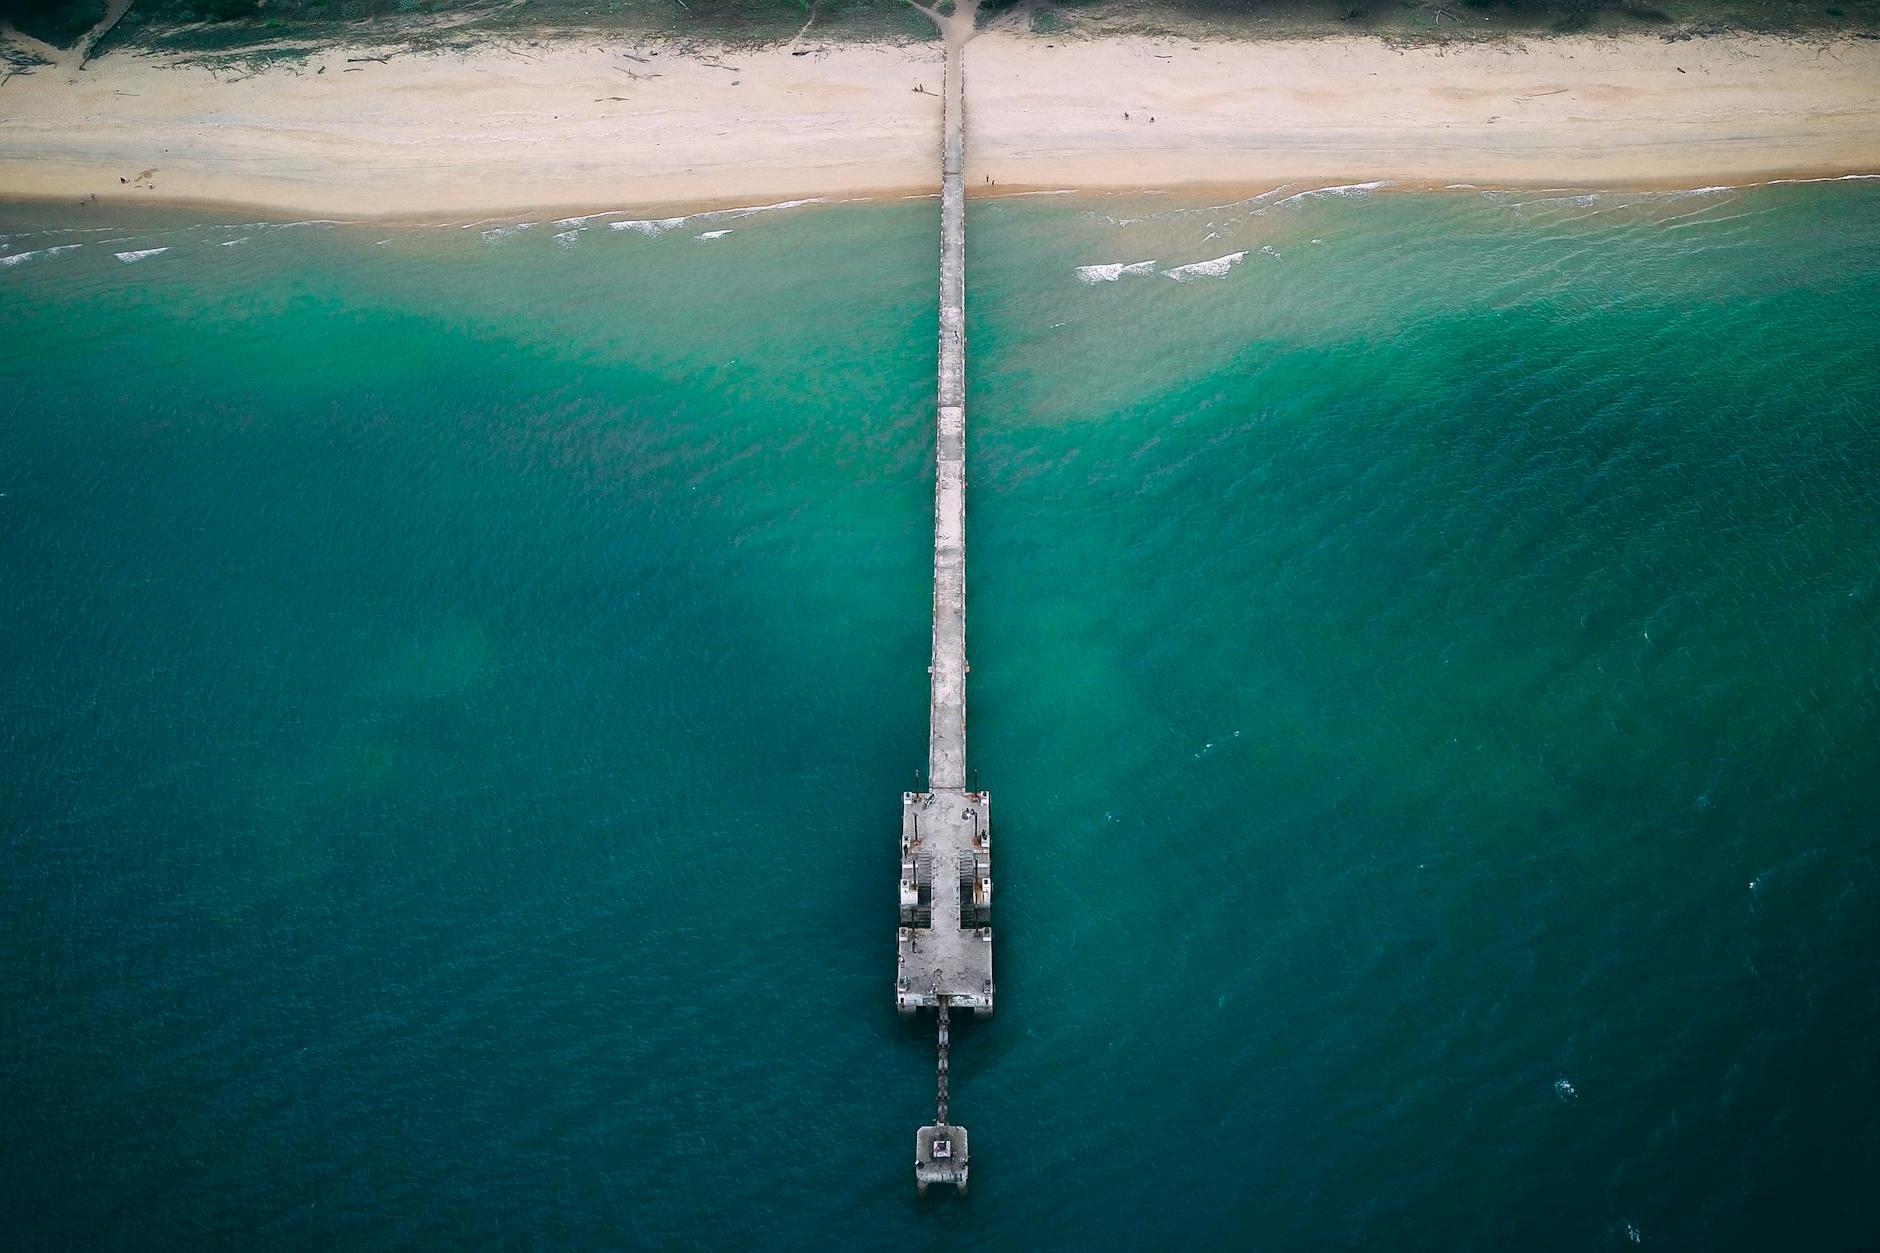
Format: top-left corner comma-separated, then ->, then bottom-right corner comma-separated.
896,789 -> 993,1014
916,1124 -> 970,1195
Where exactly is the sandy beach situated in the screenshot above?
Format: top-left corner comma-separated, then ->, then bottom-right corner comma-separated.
1,31 -> 1877,216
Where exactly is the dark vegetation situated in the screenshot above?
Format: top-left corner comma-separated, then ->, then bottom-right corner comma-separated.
2,0 -> 107,46
2,0 -> 1874,55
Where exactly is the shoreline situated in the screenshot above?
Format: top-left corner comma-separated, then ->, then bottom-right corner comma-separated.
1,33 -> 1877,218
6,171 -> 1880,231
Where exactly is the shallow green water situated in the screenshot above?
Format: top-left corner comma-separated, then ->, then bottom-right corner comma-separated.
3,182 -> 1878,1249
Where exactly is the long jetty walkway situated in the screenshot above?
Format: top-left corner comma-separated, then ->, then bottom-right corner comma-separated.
897,24 -> 990,1197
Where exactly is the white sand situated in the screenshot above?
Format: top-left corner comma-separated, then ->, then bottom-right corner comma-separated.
1,32 -> 1876,216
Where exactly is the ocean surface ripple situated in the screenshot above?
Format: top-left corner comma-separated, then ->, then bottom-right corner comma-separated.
3,183 -> 1878,1250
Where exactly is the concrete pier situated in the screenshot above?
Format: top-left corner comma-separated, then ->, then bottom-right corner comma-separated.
898,32 -> 989,1194
930,32 -> 969,794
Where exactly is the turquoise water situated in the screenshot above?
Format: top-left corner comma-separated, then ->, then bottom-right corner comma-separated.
3,183 -> 1878,1249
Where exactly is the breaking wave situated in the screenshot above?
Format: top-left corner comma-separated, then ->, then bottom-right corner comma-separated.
611,197 -> 826,236
612,216 -> 687,236
1075,259 -> 1156,283
554,211 -> 624,228
1163,251 -> 1246,281
1269,181 -> 1390,210
479,222 -> 538,243
1,244 -> 82,267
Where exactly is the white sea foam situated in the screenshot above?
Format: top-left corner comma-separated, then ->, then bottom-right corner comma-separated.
612,216 -> 688,235
611,197 -> 826,237
1,244 -> 81,267
554,211 -> 625,228
1090,186 -> 1282,228
1554,1077 -> 1579,1102
718,197 -> 823,216
553,229 -> 583,248
114,248 -> 168,264
2,225 -> 121,240
480,222 -> 537,243
219,238 -> 250,247
697,197 -> 826,227
695,229 -> 734,241
1513,193 -> 1600,211
1075,259 -> 1156,283
1660,201 -> 1755,230
1474,176 -> 1876,206
1230,187 -> 1290,210
1746,172 -> 1880,190
1269,181 -> 1389,210
1163,251 -> 1246,281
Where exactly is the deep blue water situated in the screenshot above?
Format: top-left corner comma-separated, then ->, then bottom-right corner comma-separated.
3,182 -> 1878,1249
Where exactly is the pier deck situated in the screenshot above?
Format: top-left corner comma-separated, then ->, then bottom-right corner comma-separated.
929,31 -> 969,794
897,35 -> 990,1016
897,33 -> 989,1191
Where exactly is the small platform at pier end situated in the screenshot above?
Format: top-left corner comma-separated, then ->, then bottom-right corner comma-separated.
916,1124 -> 970,1195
